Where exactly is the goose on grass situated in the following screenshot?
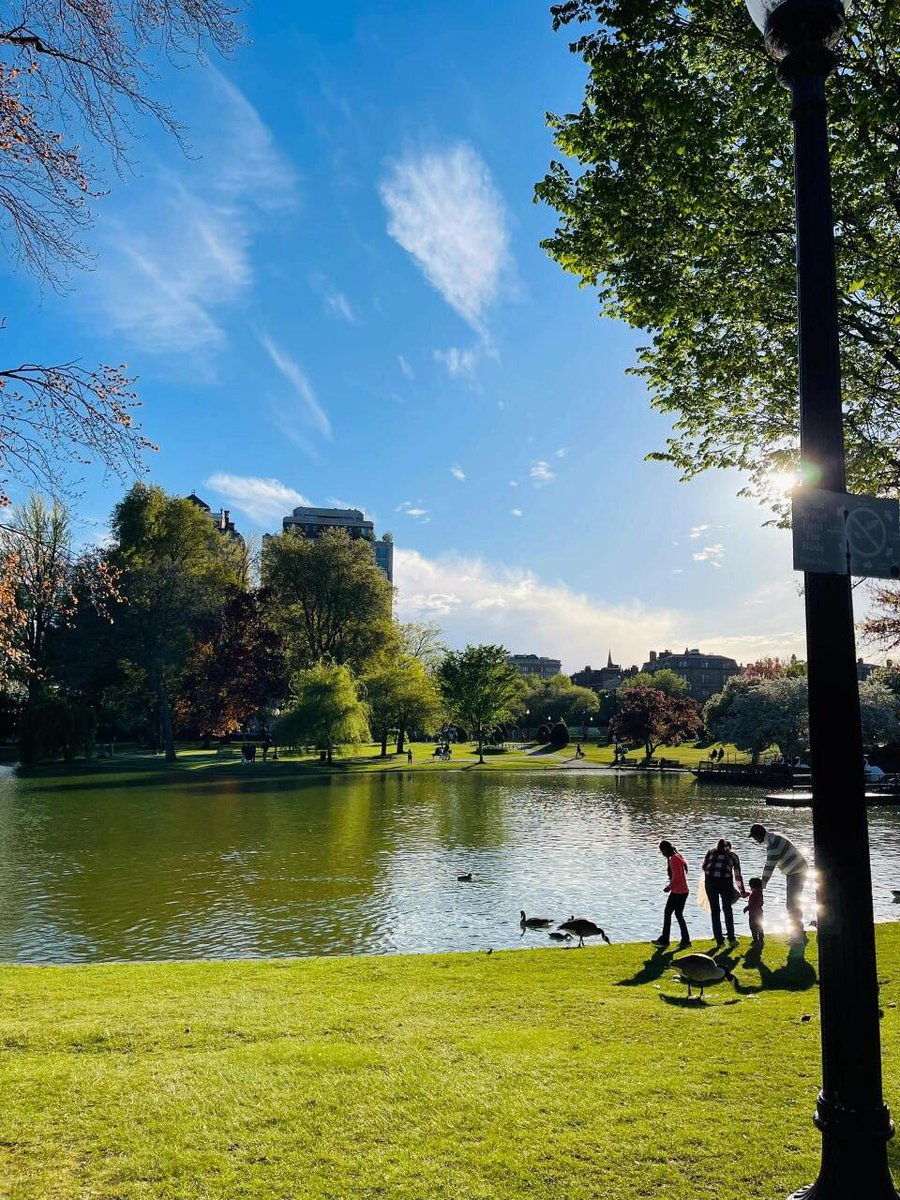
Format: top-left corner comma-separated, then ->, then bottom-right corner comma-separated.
557,916 -> 611,947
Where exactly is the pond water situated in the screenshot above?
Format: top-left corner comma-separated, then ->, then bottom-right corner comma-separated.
1,763 -> 899,963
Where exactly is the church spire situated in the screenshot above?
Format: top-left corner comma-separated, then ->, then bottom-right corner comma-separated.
607,648 -> 614,668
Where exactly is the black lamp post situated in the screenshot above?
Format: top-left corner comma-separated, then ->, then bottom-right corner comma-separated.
744,0 -> 897,1195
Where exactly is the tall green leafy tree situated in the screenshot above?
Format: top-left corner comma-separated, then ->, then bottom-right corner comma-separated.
108,484 -> 241,760
521,673 -> 600,726
262,529 -> 394,673
365,653 -> 443,757
438,645 -> 522,764
278,662 -> 370,765
618,669 -> 689,699
536,0 -> 900,508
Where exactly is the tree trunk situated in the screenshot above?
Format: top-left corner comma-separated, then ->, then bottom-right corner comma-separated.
326,747 -> 333,766
157,680 -> 176,761
478,729 -> 484,764
380,729 -> 389,758
396,722 -> 406,754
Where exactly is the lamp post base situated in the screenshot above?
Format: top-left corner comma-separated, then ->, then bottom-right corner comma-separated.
787,1095 -> 898,1200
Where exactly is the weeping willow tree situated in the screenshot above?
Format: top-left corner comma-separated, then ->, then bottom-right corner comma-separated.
277,662 -> 370,765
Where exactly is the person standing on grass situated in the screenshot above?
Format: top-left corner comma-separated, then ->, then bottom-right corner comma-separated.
652,840 -> 691,949
702,838 -> 746,946
749,823 -> 808,940
744,877 -> 765,947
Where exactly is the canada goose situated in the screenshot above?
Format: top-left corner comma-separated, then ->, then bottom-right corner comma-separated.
892,890 -> 900,902
457,873 -> 473,882
557,916 -> 611,947
520,911 -> 553,929
673,953 -> 735,999
548,931 -> 573,942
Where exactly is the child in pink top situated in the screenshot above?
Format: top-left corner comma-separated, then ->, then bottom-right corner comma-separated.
652,840 -> 691,949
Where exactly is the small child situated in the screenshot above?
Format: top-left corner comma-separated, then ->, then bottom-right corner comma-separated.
744,877 -> 765,947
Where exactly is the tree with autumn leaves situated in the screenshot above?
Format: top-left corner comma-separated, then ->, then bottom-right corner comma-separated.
609,686 -> 703,762
174,589 -> 286,744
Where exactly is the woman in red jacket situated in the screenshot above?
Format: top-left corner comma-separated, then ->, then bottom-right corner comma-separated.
652,840 -> 691,949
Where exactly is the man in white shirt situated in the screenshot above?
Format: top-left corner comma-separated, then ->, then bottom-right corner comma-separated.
749,823 -> 808,939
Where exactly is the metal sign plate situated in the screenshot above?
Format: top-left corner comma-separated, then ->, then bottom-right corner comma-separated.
792,489 -> 900,578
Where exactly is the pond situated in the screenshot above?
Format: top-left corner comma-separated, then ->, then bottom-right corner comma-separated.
1,763 -> 899,963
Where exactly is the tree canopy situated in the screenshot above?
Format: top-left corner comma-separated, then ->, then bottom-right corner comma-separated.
438,645 -> 522,763
278,663 -> 370,765
262,529 -> 394,674
536,0 -> 900,511
618,669 -> 688,698
609,686 -> 702,760
520,672 -> 600,726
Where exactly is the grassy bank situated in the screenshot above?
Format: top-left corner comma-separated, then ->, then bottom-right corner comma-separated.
12,738 -> 751,785
3,929 -> 900,1198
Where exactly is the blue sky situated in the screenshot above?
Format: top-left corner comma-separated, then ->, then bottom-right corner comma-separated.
4,0 -> 873,670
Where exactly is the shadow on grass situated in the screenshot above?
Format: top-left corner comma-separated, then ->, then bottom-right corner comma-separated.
660,993 -> 713,1008
617,946 -> 677,987
733,941 -> 818,993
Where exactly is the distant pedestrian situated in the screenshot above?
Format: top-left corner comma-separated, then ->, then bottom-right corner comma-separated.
749,823 -> 808,939
652,840 -> 691,949
702,838 -> 746,946
407,748 -> 413,765
261,735 -> 271,762
744,877 -> 765,947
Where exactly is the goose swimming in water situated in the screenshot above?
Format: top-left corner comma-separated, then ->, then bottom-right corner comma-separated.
520,911 -> 553,929
557,917 -> 611,947
673,953 -> 735,999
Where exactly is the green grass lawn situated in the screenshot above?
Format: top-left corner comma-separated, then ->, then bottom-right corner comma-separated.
4,928 -> 900,1198
16,738 -> 749,783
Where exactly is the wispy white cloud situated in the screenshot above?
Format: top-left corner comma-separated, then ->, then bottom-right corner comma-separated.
396,500 -> 430,523
394,549 -> 806,670
530,461 -> 556,487
433,346 -> 478,379
450,465 -> 466,482
398,354 -> 414,381
311,273 -> 357,322
509,480 -> 519,488
693,543 -> 725,566
555,447 -> 568,459
86,67 -> 297,360
511,507 -> 523,517
260,333 -> 332,442
205,473 -> 310,524
690,524 -> 711,539
380,142 -> 510,331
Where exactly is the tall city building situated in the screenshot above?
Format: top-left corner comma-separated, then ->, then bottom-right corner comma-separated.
281,506 -> 393,583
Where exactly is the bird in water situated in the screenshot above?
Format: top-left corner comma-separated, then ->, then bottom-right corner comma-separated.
892,890 -> 900,903
557,916 -> 611,947
549,931 -> 573,942
457,873 -> 473,882
520,910 -> 553,929
673,953 -> 735,999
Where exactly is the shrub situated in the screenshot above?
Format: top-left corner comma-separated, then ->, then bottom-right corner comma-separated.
550,721 -> 570,748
